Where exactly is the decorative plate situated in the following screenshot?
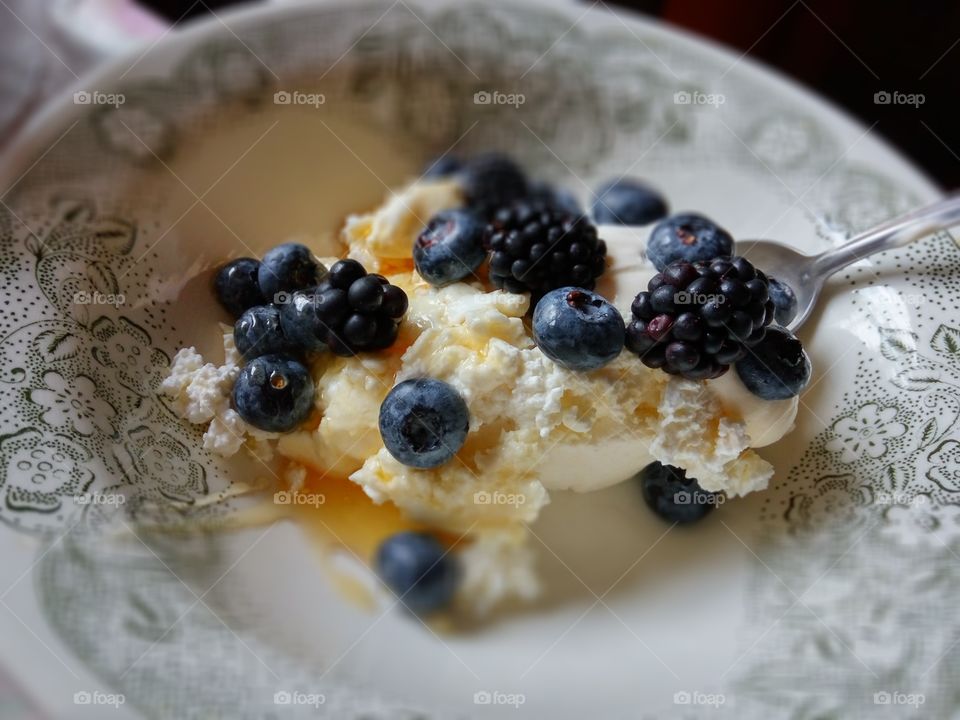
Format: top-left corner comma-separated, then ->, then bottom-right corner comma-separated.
0,0 -> 953,718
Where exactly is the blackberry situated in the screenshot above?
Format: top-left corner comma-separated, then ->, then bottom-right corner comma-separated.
484,199 -> 607,296
626,256 -> 774,380
280,259 -> 408,356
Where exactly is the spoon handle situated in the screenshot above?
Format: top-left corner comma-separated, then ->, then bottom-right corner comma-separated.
811,192 -> 960,278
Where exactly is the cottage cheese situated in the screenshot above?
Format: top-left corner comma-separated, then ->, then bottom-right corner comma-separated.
162,179 -> 799,614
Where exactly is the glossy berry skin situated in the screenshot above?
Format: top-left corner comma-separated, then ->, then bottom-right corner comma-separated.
485,199 -> 607,295
257,243 -> 325,302
280,260 -> 407,355
646,213 -> 734,271
375,531 -> 460,615
233,305 -> 296,360
379,379 -> 469,469
533,287 -> 625,371
735,325 -> 811,399
767,277 -> 798,326
214,258 -> 264,318
626,256 -> 775,380
414,209 -> 487,287
591,178 -> 668,226
635,462 -> 719,524
460,152 -> 528,215
232,354 -> 314,432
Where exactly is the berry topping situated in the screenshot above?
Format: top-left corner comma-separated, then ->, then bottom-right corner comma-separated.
460,152 -> 528,215
626,256 -> 775,380
735,325 -> 811,399
375,531 -> 460,615
232,354 -> 314,432
646,213 -> 734,271
421,154 -> 462,179
636,462 -> 721,524
378,379 -> 469,469
414,208 -> 487,287
280,260 -> 407,356
214,257 -> 264,318
533,287 -> 625,371
484,199 -> 607,295
257,243 -> 326,301
591,178 -> 668,226
233,305 -> 296,360
767,276 -> 799,326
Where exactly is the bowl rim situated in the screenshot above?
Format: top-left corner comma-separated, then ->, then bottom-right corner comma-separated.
0,0 -> 942,197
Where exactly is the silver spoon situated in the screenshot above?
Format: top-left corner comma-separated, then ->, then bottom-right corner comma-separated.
738,193 -> 960,332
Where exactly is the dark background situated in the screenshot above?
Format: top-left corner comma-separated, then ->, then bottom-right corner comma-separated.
142,0 -> 959,189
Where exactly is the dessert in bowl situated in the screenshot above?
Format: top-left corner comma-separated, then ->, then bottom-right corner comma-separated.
162,154 -> 809,617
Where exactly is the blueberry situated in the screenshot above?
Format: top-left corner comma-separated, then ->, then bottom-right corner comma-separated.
414,209 -> 486,287
767,277 -> 798,326
234,305 -> 296,360
647,213 -> 734,271
375,531 -> 460,615
422,155 -> 462,178
635,462 -> 719,524
532,287 -> 625,371
529,181 -> 583,215
278,287 -> 346,352
379,379 -> 470,469
214,258 -> 264,318
735,325 -> 811,399
232,354 -> 314,432
460,152 -> 528,211
591,178 -> 668,226
257,243 -> 325,301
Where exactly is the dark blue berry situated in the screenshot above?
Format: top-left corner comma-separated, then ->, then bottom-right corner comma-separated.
214,258 -> 264,318
735,325 -> 811,399
647,214 -> 734,271
460,152 -> 527,212
591,178 -> 668,226
232,354 -> 314,432
635,462 -> 719,524
278,287 -> 346,352
767,277 -> 798,326
375,531 -> 460,615
422,155 -> 462,178
532,287 -> 625,371
258,243 -> 325,301
234,305 -> 296,360
379,379 -> 470,469
414,209 -> 486,287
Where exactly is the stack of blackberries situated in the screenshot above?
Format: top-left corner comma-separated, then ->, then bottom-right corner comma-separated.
625,256 -> 775,380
